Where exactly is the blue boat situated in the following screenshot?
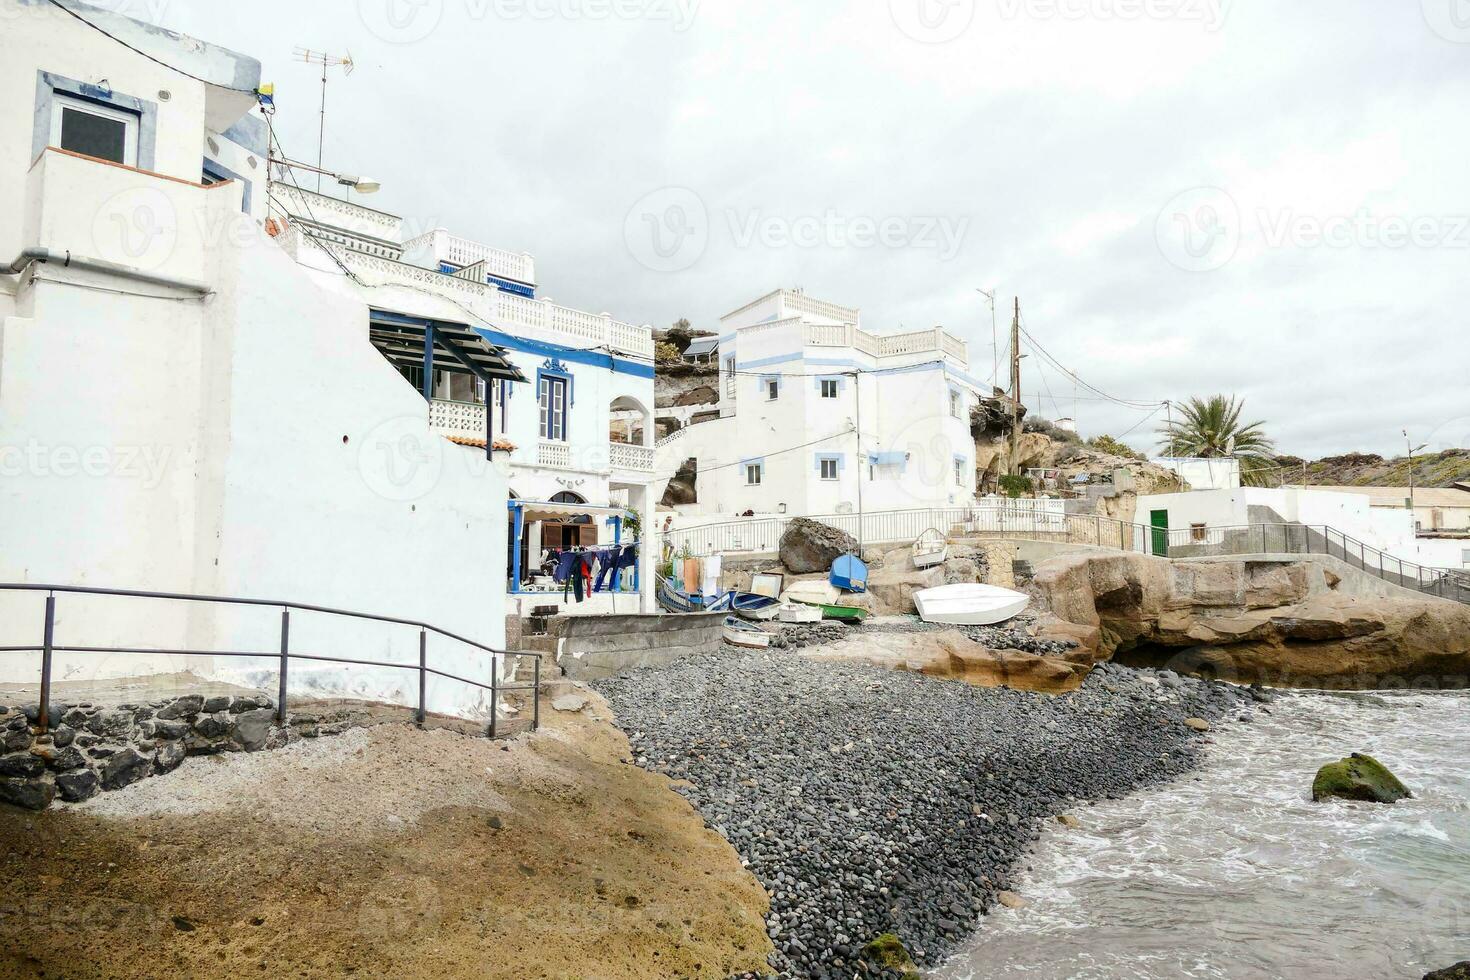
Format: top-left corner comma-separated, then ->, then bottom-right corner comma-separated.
830,554 -> 868,593
658,577 -> 733,613
729,591 -> 782,621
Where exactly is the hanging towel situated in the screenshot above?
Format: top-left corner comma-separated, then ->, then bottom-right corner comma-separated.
701,554 -> 723,600
682,557 -> 702,595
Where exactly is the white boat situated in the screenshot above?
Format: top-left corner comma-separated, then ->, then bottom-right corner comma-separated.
781,579 -> 841,606
913,583 -> 1029,626
776,603 -> 823,624
723,615 -> 773,648
911,528 -> 948,570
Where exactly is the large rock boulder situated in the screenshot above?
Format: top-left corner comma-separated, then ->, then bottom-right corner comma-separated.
1424,963 -> 1470,980
801,630 -> 1086,695
867,562 -> 944,615
1312,753 -> 1412,803
1033,552 -> 1470,689
659,458 -> 697,508
779,518 -> 858,575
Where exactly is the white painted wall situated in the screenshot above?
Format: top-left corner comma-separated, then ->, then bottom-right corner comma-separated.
1151,456 -> 1241,491
0,11 -> 513,718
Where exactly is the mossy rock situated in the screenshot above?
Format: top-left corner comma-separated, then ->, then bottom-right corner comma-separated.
1311,752 -> 1411,804
862,933 -> 921,979
1424,963 -> 1470,980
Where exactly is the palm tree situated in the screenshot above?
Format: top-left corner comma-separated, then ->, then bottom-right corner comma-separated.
1159,395 -> 1275,485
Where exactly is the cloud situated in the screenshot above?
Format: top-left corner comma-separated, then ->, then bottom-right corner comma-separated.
166,0 -> 1470,459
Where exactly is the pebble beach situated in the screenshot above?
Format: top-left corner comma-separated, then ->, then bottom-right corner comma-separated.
594,648 -> 1258,978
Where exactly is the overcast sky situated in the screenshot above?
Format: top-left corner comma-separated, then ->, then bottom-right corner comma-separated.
157,0 -> 1469,459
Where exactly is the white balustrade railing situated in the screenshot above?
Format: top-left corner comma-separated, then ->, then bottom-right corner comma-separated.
609,442 -> 655,471
428,398 -> 487,437
274,184 -> 403,240
400,229 -> 536,285
537,441 -> 572,469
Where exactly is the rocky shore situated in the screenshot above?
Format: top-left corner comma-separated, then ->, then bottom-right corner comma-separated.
593,649 -> 1256,978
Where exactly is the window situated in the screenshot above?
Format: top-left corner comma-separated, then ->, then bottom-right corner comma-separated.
725,356 -> 737,397
539,375 -> 568,441
820,379 -> 839,399
954,457 -> 968,487
820,458 -> 839,481
949,390 -> 962,419
766,379 -> 779,400
51,94 -> 137,166
745,463 -> 763,486
482,379 -> 509,434
1191,523 -> 1208,543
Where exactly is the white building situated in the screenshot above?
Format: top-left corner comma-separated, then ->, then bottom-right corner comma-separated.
273,189 -> 659,616
657,288 -> 981,520
0,0 -> 642,717
1151,456 -> 1242,491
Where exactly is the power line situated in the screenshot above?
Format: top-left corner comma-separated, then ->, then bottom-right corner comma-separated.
45,0 -> 258,94
1016,314 -> 1163,410
692,426 -> 859,475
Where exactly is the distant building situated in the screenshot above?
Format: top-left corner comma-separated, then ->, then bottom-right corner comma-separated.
1151,456 -> 1242,491
656,288 -> 981,517
1311,486 -> 1470,534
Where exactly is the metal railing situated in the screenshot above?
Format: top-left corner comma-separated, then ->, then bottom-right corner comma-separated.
664,506 -> 1470,605
0,583 -> 541,735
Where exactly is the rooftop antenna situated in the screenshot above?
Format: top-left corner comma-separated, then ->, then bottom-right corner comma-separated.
293,47 -> 354,195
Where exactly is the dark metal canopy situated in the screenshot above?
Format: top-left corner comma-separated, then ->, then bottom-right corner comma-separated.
369,308 -> 526,384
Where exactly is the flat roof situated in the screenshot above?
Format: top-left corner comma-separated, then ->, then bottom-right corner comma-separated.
1312,485 -> 1470,508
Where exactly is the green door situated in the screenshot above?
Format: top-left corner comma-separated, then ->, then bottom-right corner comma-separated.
1150,510 -> 1170,557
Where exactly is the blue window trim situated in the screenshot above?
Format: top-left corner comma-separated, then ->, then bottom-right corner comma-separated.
475,326 -> 653,380
202,159 -> 252,214
743,460 -> 764,484
537,360 -> 572,441
815,375 -> 846,396
759,374 -> 782,398
954,455 -> 970,483
33,70 -> 158,171
815,453 -> 845,478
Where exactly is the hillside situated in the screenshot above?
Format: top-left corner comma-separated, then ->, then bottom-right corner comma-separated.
1273,450 -> 1470,489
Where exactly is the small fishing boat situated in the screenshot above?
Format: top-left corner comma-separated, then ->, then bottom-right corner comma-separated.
830,554 -> 868,593
776,603 -> 822,624
722,615 -> 773,648
789,600 -> 870,624
658,576 -> 696,613
782,579 -> 841,606
730,591 -> 782,621
911,528 -> 948,570
913,583 -> 1029,626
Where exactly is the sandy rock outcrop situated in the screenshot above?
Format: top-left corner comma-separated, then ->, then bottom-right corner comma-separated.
800,630 -> 1087,694
1034,552 -> 1470,688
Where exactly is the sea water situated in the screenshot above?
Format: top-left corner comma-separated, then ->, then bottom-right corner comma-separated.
938,690 -> 1470,979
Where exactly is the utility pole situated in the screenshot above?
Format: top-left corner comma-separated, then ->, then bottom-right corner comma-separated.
1009,297 -> 1022,475
1405,430 -> 1427,524
977,287 -> 998,389
853,370 -> 864,553
294,48 -> 354,195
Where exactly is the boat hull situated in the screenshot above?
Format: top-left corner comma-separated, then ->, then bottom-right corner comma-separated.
722,615 -> 773,648
776,604 -> 822,624
914,583 -> 1029,626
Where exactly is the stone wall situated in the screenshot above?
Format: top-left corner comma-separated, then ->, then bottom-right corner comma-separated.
0,694 -> 361,811
554,613 -> 725,681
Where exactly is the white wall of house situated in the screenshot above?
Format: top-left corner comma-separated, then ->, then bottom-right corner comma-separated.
1151,457 -> 1241,491
0,4 -> 513,717
662,290 -> 980,521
